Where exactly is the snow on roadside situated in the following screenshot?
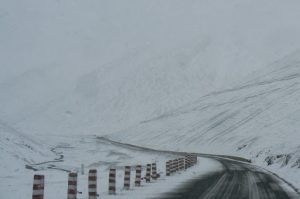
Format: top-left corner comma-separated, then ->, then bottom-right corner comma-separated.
33,157 -> 222,199
0,134 -> 222,199
102,157 -> 222,199
0,121 -> 55,176
107,52 -> 300,190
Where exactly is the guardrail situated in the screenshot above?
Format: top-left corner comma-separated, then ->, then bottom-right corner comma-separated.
31,153 -> 198,198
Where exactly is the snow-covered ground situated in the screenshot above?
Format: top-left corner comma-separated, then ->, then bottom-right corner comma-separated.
2,0 -> 300,136
108,51 -> 300,189
1,0 -> 300,197
0,121 -> 55,176
0,132 -> 222,199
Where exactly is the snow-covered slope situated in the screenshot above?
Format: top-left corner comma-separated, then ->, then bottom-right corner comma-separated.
0,120 -> 55,176
108,50 -> 300,158
1,0 -> 300,191
2,0 -> 300,136
108,51 -> 300,186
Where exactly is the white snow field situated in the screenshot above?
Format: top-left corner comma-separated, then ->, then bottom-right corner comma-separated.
2,0 -> 300,136
0,120 -> 55,176
1,0 -> 300,198
108,51 -> 300,188
0,132 -> 222,199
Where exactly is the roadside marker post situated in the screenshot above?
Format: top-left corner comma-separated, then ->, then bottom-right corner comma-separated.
135,165 -> 142,186
151,163 -> 157,180
124,166 -> 131,190
109,169 -> 116,195
179,158 -> 184,170
169,160 -> 173,174
67,173 -> 77,199
171,160 -> 176,174
189,155 -> 192,167
32,175 -> 44,199
166,161 -> 171,176
185,155 -> 191,169
173,159 -> 178,173
88,169 -> 97,199
146,164 -> 151,183
192,155 -> 195,165
190,154 -> 197,166
176,159 -> 180,172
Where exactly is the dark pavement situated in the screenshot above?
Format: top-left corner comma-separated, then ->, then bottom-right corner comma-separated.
157,158 -> 297,199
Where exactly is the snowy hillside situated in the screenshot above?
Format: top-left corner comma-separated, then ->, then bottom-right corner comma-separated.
1,0 -> 300,195
0,120 -> 55,176
108,51 -> 300,186
1,0 -> 300,136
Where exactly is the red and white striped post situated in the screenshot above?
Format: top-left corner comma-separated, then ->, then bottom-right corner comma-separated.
173,159 -> 178,173
145,164 -> 151,183
32,175 -> 44,199
179,158 -> 184,170
109,169 -> 116,195
135,165 -> 142,186
67,173 -> 77,199
186,154 -> 196,167
170,160 -> 175,174
151,163 -> 157,180
185,155 -> 191,169
88,169 -> 97,199
124,166 -> 131,190
166,161 -> 171,176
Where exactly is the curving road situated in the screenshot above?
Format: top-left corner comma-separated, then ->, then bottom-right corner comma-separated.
159,158 -> 298,199
99,137 -> 299,199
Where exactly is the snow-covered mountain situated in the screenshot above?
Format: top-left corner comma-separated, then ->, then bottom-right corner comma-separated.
1,0 -> 300,191
108,50 -> 300,186
108,50 -> 300,155
2,0 -> 300,136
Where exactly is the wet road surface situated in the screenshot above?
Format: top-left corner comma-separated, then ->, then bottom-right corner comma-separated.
158,158 -> 297,199
99,137 -> 299,199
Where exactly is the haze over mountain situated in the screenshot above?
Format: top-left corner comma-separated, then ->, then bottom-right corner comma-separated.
1,0 -> 300,190
2,0 -> 300,136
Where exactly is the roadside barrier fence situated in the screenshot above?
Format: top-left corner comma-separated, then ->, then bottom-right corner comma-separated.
31,154 -> 197,197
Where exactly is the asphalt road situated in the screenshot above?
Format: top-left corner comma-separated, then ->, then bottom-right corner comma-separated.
158,158 -> 298,199
99,137 -> 299,199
